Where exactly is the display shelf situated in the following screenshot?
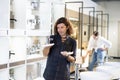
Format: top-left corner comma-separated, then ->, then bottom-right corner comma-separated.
9,60 -> 25,68
26,30 -> 50,36
0,0 -> 55,80
27,56 -> 46,63
27,54 -> 43,59
8,29 -> 25,36
0,64 -> 8,70
27,49 -> 41,56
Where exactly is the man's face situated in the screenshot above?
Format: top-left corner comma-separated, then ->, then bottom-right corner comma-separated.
93,35 -> 98,40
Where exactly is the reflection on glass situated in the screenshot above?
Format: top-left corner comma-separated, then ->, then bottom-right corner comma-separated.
9,69 -> 15,80
10,0 -> 16,29
31,0 -> 40,10
27,37 -> 41,55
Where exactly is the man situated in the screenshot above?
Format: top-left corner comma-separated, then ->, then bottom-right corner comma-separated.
84,31 -> 112,71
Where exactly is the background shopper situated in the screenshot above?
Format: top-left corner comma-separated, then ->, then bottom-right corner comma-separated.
84,31 -> 112,71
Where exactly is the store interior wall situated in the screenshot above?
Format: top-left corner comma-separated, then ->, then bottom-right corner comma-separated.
63,0 -> 120,57
118,21 -> 120,57
96,1 -> 120,57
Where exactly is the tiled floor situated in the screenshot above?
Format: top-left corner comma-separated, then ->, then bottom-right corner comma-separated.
70,58 -> 120,80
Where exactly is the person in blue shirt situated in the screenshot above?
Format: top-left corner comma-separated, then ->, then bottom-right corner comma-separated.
43,17 -> 77,80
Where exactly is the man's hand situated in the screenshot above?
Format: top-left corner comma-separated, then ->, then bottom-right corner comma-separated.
99,48 -> 108,51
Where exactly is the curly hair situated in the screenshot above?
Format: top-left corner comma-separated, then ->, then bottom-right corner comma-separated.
54,17 -> 73,35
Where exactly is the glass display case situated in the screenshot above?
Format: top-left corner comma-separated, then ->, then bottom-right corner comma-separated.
0,0 -> 52,80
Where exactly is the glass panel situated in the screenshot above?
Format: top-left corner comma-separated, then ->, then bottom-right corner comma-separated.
26,0 -> 41,30
26,36 -> 47,58
26,36 -> 41,55
27,63 -> 41,80
102,14 -> 109,39
65,2 -> 83,49
9,66 -> 26,80
9,37 -> 26,62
